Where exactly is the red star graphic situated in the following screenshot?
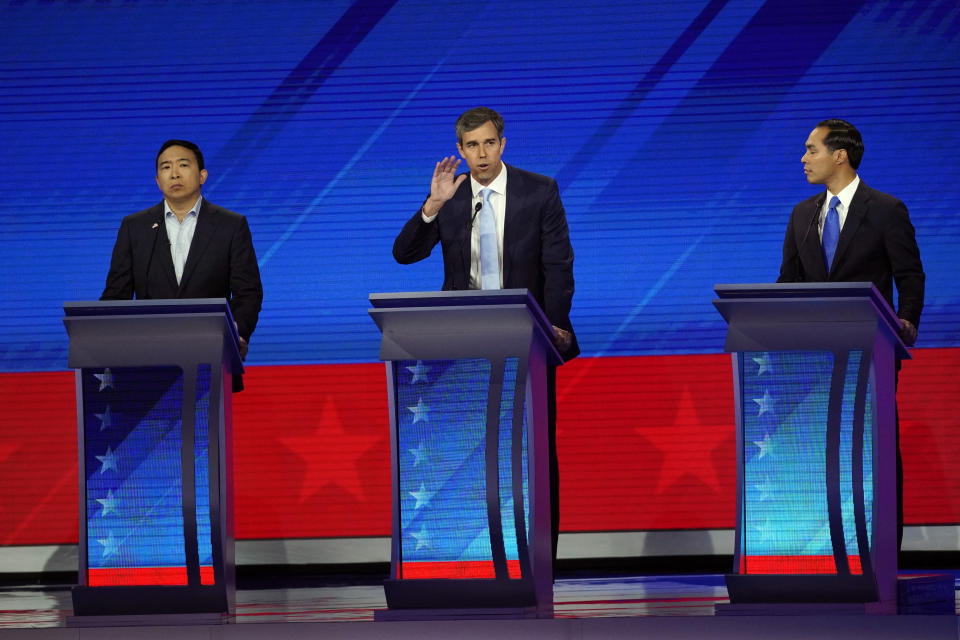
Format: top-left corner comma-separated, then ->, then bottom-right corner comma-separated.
636,387 -> 732,494
279,396 -> 384,504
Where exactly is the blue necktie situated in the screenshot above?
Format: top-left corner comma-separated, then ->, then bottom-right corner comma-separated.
822,195 -> 840,272
478,188 -> 500,289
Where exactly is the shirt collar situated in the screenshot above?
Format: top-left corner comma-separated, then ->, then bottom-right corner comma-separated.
471,164 -> 507,199
164,195 -> 203,219
827,175 -> 860,211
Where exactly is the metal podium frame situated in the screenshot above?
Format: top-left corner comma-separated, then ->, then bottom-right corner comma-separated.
713,282 -> 909,613
369,289 -> 561,615
63,299 -> 242,617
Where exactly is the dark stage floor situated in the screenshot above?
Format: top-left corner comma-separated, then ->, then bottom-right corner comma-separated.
0,571 -> 957,639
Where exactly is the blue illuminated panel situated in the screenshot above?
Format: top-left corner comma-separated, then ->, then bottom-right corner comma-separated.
82,365 -> 214,585
395,358 -> 528,579
740,351 -> 872,574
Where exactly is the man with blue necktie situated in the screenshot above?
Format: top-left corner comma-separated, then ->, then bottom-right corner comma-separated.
393,107 -> 577,574
777,119 -> 925,552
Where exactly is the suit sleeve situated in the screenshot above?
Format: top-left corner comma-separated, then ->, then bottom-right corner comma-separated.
539,180 -> 576,333
228,216 -> 263,340
885,200 -> 925,326
100,218 -> 135,300
393,204 -> 441,264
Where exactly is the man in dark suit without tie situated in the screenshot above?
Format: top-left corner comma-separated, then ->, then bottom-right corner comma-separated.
778,119 -> 924,551
100,139 -> 263,391
393,107 -> 577,575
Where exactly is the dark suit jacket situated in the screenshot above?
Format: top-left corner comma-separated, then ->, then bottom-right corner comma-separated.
100,199 -> 264,341
393,163 -> 579,360
777,181 -> 924,326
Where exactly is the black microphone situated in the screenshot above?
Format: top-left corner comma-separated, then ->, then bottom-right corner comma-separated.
471,201 -> 482,224
144,221 -> 162,299
796,193 -> 827,270
796,194 -> 825,258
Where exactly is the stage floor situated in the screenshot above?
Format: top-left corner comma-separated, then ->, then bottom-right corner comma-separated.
0,572 -> 957,639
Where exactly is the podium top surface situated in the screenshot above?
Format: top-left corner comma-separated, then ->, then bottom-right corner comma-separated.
370,289 -> 536,308
64,298 -> 234,320
713,282 -> 908,358
715,282 -> 881,300
368,289 -> 561,364
370,288 -> 554,335
714,282 -> 900,327
63,299 -> 243,369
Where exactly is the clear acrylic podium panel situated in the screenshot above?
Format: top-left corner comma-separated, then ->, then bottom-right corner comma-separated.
393,357 -> 530,580
80,365 -> 217,586
737,350 -> 873,575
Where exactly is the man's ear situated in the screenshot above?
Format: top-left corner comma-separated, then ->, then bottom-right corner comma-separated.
200,168 -> 208,185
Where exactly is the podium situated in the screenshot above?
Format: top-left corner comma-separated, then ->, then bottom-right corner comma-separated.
63,299 -> 242,618
713,283 -> 909,613
369,289 -> 561,615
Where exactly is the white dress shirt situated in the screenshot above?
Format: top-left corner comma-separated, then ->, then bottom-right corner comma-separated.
164,195 -> 202,284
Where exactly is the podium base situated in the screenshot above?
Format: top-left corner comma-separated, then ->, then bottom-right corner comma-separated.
71,585 -> 230,617
67,612 -> 224,627
374,605 -> 547,621
716,600 -> 896,616
383,578 -> 546,611
717,573 -> 955,616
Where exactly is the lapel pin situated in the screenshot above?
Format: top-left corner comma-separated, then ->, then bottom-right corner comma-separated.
152,223 -> 159,229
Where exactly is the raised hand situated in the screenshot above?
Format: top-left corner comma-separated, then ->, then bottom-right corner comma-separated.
424,156 -> 467,218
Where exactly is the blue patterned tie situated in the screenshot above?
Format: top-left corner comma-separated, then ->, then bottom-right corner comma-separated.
478,188 -> 500,289
822,195 -> 840,272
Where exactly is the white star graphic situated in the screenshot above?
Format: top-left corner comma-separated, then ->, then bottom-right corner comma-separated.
96,446 -> 118,473
408,398 -> 430,424
753,390 -> 775,416
94,368 -> 115,391
96,489 -> 118,517
95,406 -> 113,432
411,525 -> 431,551
752,353 -> 772,376
752,518 -> 775,546
97,531 -> 120,559
408,441 -> 427,467
406,361 -> 429,384
750,475 -> 775,502
409,482 -> 434,510
752,434 -> 775,460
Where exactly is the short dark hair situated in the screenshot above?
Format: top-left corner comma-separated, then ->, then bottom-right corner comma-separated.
817,119 -> 863,170
455,107 -> 504,144
156,139 -> 205,171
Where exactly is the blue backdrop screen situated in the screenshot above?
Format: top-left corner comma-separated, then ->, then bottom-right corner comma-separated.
1,0 -> 958,372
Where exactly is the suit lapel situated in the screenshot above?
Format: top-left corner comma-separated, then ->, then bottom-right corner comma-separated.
502,164 -> 521,282
802,194 -> 828,280
830,182 -> 868,277
151,205 -> 179,292
178,200 -> 218,294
